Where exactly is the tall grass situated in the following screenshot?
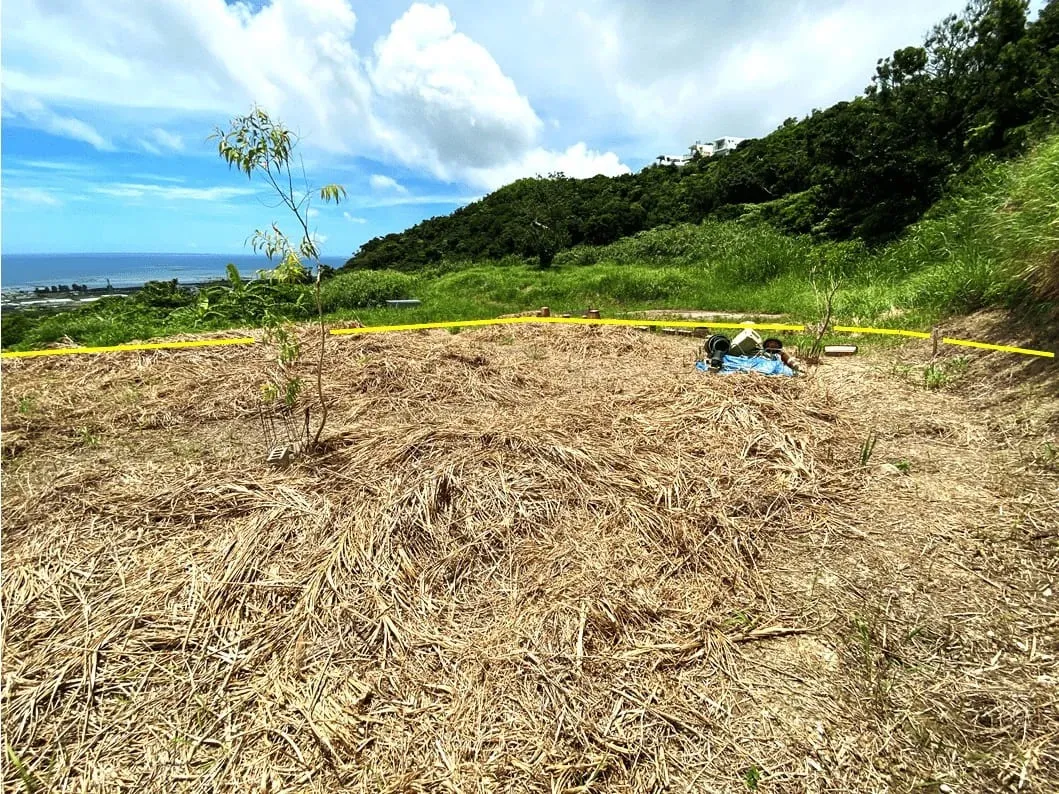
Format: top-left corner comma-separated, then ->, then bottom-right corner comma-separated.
992,134 -> 1059,300
553,220 -> 819,276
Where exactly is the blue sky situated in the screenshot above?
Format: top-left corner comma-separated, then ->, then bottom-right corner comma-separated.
2,0 -> 1047,257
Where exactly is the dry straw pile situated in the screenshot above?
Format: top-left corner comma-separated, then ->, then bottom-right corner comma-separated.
2,324 -> 1054,792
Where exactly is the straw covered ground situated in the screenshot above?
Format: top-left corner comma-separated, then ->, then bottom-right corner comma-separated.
2,320 -> 1056,793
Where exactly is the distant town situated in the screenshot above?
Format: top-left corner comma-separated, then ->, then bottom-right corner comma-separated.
0,278 -> 226,313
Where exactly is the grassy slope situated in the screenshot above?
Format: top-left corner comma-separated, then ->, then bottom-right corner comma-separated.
335,134 -> 1057,331
3,134 -> 1056,351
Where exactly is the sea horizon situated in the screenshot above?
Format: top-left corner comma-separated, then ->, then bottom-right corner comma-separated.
1,251 -> 351,292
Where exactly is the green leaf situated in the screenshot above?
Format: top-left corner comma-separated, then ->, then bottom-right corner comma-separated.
319,184 -> 347,204
6,742 -> 41,794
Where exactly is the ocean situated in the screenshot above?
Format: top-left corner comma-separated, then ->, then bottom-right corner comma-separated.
0,253 -> 351,293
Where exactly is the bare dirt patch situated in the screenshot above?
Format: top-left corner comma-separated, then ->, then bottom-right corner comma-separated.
2,320 -> 1056,792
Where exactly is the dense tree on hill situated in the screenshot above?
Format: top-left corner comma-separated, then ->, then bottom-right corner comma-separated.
342,0 -> 1058,273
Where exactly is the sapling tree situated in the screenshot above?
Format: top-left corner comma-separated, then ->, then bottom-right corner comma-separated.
806,271 -> 840,365
211,106 -> 346,451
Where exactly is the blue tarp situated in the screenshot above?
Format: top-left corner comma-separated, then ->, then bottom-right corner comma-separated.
696,354 -> 795,377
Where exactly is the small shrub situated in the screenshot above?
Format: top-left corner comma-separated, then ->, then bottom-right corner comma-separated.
1032,441 -> 1058,470
78,425 -> 101,447
743,765 -> 761,790
923,363 -> 949,390
923,356 -> 971,390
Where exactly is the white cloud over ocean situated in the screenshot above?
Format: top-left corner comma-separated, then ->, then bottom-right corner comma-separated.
1,0 -> 631,190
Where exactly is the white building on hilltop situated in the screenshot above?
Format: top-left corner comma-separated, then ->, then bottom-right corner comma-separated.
652,136 -> 747,168
708,137 -> 745,156
654,153 -> 691,167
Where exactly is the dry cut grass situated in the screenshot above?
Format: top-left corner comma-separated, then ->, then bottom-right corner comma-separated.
1,323 -> 1056,792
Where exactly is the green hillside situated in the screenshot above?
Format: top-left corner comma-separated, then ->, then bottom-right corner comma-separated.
323,132 -> 1056,331
343,0 -> 1058,271
7,129 -> 1055,352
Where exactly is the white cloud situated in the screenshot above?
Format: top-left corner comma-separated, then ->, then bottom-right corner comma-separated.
4,187 -> 63,206
93,182 -> 257,201
369,174 -> 407,193
6,0 -> 963,189
343,211 -> 368,223
131,173 -> 186,183
0,0 -> 627,190
307,208 -> 321,218
552,0 -> 967,151
364,4 -> 632,186
462,142 -> 629,191
440,0 -> 971,155
1,94 -> 113,151
2,0 -> 374,148
368,3 -> 542,172
151,128 -> 185,151
312,232 -> 328,246
10,159 -> 95,173
346,193 -> 481,209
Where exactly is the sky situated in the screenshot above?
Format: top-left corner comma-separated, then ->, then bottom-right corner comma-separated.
1,0 -> 1048,257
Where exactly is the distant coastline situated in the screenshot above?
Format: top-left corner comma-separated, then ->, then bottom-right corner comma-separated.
0,278 -> 230,313
0,252 -> 349,312
0,251 -> 349,298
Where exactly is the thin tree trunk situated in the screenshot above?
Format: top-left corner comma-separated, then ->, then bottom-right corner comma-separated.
311,270 -> 327,450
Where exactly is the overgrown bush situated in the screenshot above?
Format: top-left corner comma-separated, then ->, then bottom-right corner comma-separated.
319,270 -> 416,312
132,279 -> 196,309
0,312 -> 36,347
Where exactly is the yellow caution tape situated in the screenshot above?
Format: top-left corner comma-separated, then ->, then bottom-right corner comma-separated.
832,325 -> 932,339
2,319 -> 1051,359
332,317 -> 1052,357
0,337 -> 257,359
942,337 -> 1054,358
